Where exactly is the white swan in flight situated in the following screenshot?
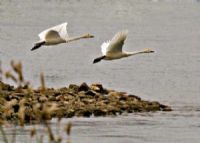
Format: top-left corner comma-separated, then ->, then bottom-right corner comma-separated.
93,30 -> 154,63
31,22 -> 94,51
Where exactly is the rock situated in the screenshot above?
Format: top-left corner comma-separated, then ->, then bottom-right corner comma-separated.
146,101 -> 161,111
119,95 -> 128,101
162,107 -> 172,111
82,99 -> 95,104
13,104 -> 20,113
55,95 -> 65,101
78,91 -> 86,98
75,107 -> 92,117
90,83 -> 105,93
68,84 -> 79,93
78,82 -> 90,92
8,93 -> 21,100
93,108 -> 107,116
159,104 -> 172,111
85,90 -> 96,96
39,95 -> 48,102
48,96 -> 56,101
108,91 -> 125,98
128,94 -> 141,101
65,109 -> 75,118
0,81 -> 172,123
0,81 -> 14,91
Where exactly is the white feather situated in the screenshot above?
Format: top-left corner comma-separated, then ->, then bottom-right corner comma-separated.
32,22 -> 94,51
94,30 -> 154,63
101,41 -> 110,55
101,30 -> 128,56
38,22 -> 69,42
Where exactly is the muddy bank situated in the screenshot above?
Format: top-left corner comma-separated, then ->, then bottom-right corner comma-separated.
0,81 -> 171,123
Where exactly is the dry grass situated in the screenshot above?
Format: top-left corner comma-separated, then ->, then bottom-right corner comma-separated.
0,60 -> 73,143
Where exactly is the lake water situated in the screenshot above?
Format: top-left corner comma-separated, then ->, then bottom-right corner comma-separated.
0,0 -> 200,143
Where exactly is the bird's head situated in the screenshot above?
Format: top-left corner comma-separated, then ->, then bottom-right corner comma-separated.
83,34 -> 94,38
142,48 -> 155,53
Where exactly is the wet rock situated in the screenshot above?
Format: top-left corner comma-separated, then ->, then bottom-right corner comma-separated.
76,109 -> 92,117
65,109 -> 75,118
93,108 -> 107,116
107,108 -> 119,116
145,101 -> 161,111
159,104 -> 172,111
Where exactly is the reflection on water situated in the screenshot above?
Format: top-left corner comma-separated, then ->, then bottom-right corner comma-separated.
0,0 -> 200,143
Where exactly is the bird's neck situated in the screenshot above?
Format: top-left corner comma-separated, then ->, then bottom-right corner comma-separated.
66,34 -> 89,43
125,50 -> 147,57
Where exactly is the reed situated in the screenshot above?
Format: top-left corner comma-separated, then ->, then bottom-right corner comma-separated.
40,72 -> 46,93
0,60 -> 73,143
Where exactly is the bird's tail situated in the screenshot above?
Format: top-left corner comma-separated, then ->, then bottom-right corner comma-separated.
31,41 -> 45,51
93,56 -> 106,64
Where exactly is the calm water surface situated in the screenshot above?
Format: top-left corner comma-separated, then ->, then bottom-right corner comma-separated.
0,0 -> 200,143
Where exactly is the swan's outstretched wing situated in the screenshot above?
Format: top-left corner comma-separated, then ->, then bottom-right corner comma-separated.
101,30 -> 128,55
101,41 -> 110,55
44,30 -> 61,42
58,22 -> 69,40
38,22 -> 69,41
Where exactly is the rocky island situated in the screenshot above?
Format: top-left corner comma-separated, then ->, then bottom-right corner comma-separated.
0,81 -> 172,124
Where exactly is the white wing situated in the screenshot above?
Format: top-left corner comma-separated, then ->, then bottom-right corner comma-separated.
58,22 -> 69,40
101,30 -> 128,55
101,41 -> 110,55
38,22 -> 69,41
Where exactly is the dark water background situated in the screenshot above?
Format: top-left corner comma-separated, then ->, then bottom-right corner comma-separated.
0,0 -> 200,143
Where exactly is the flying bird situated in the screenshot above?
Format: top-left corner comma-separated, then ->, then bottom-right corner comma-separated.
31,22 -> 94,51
93,30 -> 154,63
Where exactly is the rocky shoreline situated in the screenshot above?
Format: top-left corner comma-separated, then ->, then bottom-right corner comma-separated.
0,81 -> 172,123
